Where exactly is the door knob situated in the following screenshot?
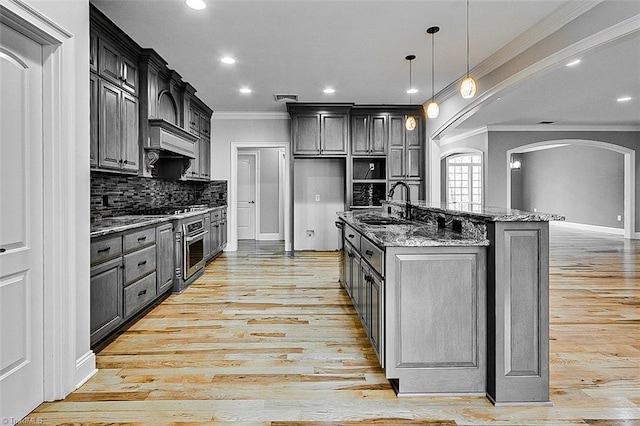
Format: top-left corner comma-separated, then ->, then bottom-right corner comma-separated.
249,200 -> 255,204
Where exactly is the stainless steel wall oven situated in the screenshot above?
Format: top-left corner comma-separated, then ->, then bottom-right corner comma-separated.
183,216 -> 207,280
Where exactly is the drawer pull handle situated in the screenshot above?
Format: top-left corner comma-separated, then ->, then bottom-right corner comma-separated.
348,252 -> 354,258
348,234 -> 355,239
0,248 -> 6,253
137,236 -> 147,241
137,260 -> 147,266
97,247 -> 110,253
365,250 -> 373,256
138,289 -> 147,296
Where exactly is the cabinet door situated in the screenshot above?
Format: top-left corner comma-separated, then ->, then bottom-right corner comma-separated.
203,215 -> 212,259
210,220 -> 220,255
98,79 -> 122,170
98,38 -> 122,87
343,243 -> 355,298
90,257 -> 123,345
200,136 -> 210,179
189,108 -> 200,135
351,253 -> 362,317
90,74 -> 99,167
121,91 -> 139,172
406,145 -> 422,179
121,55 -> 138,95
321,113 -> 348,154
187,138 -> 200,178
388,115 -> 405,149
90,31 -> 97,72
369,115 -> 387,155
292,114 -> 320,155
200,114 -> 211,139
156,223 -> 174,294
369,272 -> 382,362
351,115 -> 369,155
220,219 -> 227,247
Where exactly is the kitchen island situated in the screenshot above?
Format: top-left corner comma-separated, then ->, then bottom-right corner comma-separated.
337,202 -> 564,405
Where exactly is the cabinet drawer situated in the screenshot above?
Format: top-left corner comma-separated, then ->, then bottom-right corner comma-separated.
344,224 -> 361,251
123,271 -> 157,318
124,244 -> 156,285
361,237 -> 383,276
90,235 -> 122,266
124,227 -> 156,252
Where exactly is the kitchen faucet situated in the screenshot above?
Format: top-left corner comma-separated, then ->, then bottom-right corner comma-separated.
387,181 -> 411,218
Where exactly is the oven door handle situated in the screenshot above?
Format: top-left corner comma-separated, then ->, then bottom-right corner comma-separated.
185,230 -> 208,242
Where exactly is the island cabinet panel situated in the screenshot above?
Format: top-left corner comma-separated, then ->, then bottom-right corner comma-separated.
487,222 -> 550,404
385,246 -> 487,395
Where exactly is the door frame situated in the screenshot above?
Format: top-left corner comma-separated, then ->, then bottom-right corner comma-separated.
237,150 -> 260,240
229,142 -> 291,251
1,0 -> 94,401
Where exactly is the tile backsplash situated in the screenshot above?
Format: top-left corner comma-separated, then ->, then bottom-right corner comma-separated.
91,172 -> 227,221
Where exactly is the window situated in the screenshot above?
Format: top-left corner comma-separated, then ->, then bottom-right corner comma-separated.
446,153 -> 482,212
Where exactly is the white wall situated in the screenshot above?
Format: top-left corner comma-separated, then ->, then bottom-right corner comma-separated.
210,115 -> 290,181
294,158 -> 345,251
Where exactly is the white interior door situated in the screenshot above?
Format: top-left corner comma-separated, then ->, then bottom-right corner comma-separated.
0,25 -> 45,420
237,153 -> 257,240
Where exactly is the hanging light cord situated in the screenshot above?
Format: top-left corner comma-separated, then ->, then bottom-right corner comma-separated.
409,58 -> 413,105
466,0 -> 470,78
431,31 -> 435,102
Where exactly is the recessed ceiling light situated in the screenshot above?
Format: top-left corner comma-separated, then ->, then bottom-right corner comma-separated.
239,87 -> 252,94
185,0 -> 206,10
566,59 -> 581,67
323,88 -> 335,94
617,96 -> 632,102
406,88 -> 418,94
221,57 -> 235,65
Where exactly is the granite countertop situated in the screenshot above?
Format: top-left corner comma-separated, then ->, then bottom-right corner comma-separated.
337,209 -> 490,248
388,201 -> 565,222
91,215 -> 173,238
91,206 -> 227,238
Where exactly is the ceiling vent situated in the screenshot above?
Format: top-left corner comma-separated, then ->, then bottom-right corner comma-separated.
274,94 -> 298,102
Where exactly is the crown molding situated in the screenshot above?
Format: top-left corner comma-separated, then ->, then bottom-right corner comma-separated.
436,0 -> 603,102
486,125 -> 640,132
438,126 -> 488,145
212,111 -> 291,120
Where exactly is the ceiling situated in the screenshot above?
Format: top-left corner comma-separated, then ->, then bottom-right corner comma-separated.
92,0 -> 640,130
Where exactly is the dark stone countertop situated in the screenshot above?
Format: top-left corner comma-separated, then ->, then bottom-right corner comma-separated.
91,206 -> 227,238
337,209 -> 490,248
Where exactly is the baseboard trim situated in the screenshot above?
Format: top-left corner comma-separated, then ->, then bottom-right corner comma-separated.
258,233 -> 283,241
75,350 -> 97,389
551,221 -> 624,236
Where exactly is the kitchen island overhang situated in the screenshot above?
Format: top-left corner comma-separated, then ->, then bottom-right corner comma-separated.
337,202 -> 564,405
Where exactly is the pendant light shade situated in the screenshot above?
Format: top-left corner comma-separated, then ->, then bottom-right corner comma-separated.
405,54 -> 417,131
460,0 -> 477,99
426,26 -> 440,119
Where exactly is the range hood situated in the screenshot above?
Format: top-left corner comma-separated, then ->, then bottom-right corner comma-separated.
145,118 -> 198,179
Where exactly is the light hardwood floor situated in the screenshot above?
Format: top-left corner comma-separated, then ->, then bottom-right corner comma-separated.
27,227 -> 640,424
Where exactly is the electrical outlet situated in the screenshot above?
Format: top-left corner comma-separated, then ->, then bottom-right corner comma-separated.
533,208 -> 537,212
369,163 -> 375,171
315,194 -> 320,202
306,230 -> 315,237
617,215 -> 622,221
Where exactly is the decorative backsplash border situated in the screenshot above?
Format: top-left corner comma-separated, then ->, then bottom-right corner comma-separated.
91,172 -> 227,221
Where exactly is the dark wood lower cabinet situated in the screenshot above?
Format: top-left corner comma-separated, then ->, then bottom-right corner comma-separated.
90,222 -> 174,348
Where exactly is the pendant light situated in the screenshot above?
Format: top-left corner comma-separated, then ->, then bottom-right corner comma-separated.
405,54 -> 417,131
426,26 -> 440,119
460,0 -> 477,99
